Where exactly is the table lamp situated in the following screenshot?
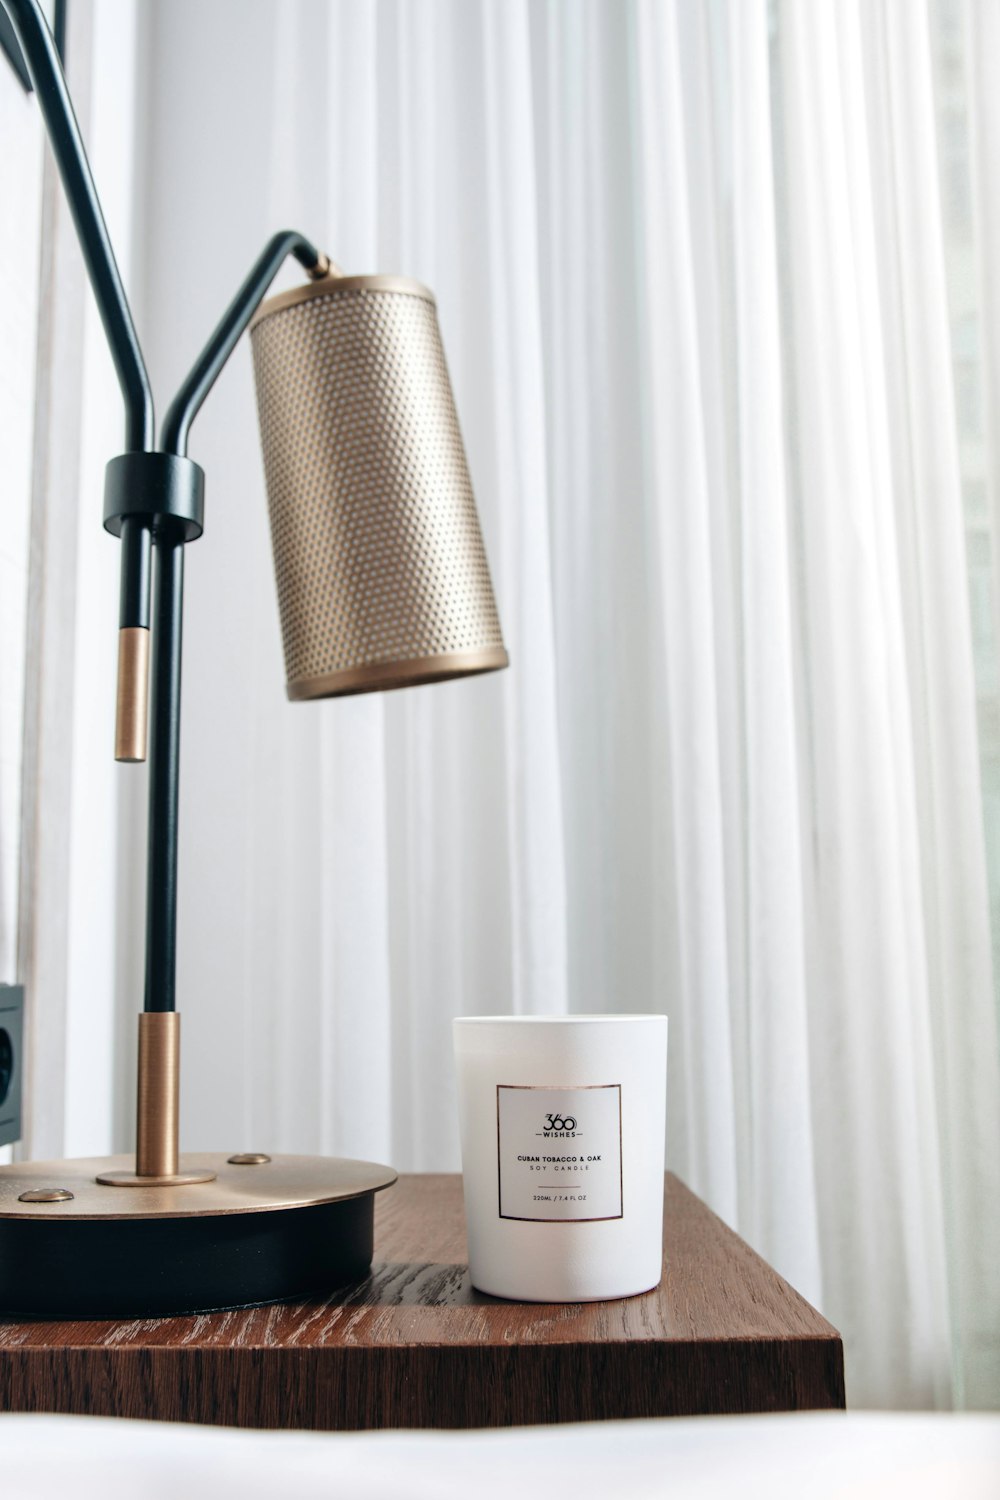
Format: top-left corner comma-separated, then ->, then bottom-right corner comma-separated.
0,0 -> 507,1317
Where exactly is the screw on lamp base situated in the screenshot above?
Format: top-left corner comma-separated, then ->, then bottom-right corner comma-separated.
96,1012 -> 216,1188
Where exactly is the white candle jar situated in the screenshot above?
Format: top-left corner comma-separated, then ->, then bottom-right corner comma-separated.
453,1015 -> 668,1302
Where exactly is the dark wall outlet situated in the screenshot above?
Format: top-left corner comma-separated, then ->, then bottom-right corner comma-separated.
0,984 -> 24,1147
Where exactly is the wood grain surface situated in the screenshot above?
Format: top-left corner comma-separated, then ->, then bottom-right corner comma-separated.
0,1173 -> 845,1427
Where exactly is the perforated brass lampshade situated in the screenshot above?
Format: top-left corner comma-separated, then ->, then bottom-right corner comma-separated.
249,273 -> 508,700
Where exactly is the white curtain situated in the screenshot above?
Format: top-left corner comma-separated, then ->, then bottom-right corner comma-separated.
104,0 -> 1000,1410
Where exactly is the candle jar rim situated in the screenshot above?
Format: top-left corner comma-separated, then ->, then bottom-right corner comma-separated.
453,1014 -> 667,1024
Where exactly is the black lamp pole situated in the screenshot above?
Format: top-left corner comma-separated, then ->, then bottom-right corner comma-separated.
0,1 -> 151,444
106,230 -> 329,1017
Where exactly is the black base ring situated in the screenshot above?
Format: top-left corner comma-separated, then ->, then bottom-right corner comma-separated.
0,1194 -> 374,1319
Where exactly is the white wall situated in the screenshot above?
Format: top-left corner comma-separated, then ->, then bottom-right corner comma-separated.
0,1 -> 143,1161
0,16 -> 45,1167
62,0 -> 144,1156
0,26 -> 43,988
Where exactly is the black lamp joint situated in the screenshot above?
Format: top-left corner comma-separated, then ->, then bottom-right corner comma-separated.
103,452 -> 205,544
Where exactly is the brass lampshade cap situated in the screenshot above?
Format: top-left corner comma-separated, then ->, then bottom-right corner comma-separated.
250,274 -> 508,700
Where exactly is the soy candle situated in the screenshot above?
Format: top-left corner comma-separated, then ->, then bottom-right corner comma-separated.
453,1015 -> 668,1302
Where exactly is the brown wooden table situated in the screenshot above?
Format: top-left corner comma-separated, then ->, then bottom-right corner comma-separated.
0,1173 -> 844,1427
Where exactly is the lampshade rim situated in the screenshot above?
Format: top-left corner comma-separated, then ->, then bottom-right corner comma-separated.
286,647 -> 509,701
251,272 -> 437,329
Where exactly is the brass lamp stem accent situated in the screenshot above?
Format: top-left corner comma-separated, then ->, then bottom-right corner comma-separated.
137,1011 -> 178,1176
114,625 -> 150,763
96,1013 -> 216,1188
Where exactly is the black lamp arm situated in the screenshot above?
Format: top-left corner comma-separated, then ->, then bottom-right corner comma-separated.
160,231 -> 329,457
0,0 -> 154,452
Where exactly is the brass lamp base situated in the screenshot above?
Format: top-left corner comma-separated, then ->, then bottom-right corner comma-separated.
0,1153 -> 397,1318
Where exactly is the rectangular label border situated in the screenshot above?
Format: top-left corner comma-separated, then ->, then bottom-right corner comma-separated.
496,1083 -> 624,1223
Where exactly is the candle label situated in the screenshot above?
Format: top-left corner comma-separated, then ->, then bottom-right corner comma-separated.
496,1084 -> 623,1222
